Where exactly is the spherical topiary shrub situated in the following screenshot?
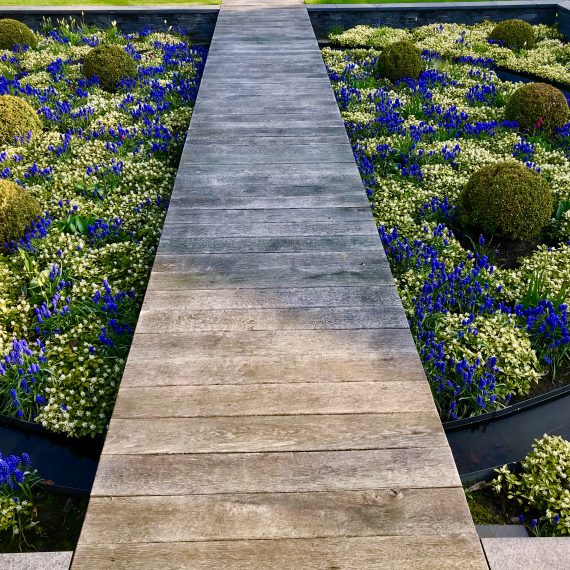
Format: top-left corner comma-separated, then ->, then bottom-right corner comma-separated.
0,19 -> 37,51
0,95 -> 42,146
488,19 -> 536,50
83,45 -> 137,93
376,40 -> 424,82
505,82 -> 569,134
0,180 -> 41,246
459,161 -> 553,241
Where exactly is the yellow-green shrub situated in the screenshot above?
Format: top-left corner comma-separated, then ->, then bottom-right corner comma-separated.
0,95 -> 42,146
82,45 -> 137,93
376,40 -> 424,82
459,161 -> 553,240
488,19 -> 536,50
0,180 -> 41,247
0,19 -> 37,51
505,83 -> 569,134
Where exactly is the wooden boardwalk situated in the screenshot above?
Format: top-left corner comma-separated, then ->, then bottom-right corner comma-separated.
72,1 -> 487,567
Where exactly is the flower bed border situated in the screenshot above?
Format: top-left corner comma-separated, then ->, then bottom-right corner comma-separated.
0,6 -> 218,44
444,383 -> 570,432
308,1 -> 570,40
0,412 -> 104,444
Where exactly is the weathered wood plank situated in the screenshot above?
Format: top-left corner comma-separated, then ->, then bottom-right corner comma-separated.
120,329 -> 426,387
173,162 -> 364,187
168,194 -> 369,209
73,536 -> 486,570
187,130 -> 347,143
142,286 -> 399,309
135,306 -> 409,332
103,413 -> 446,455
159,220 -> 376,236
156,236 -> 382,255
77,488 -> 474,544
180,144 -> 352,165
187,112 -> 342,128
147,259 -> 393,289
164,207 -> 370,224
112,381 -> 434,418
91,448 -> 457,497
171,177 -> 363,196
193,103 -> 338,116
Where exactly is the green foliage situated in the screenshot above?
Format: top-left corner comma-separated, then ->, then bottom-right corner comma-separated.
459,161 -> 553,240
0,19 -> 37,50
0,95 -> 42,146
330,24 -> 410,49
56,213 -> 98,235
0,180 -> 41,247
82,44 -> 137,92
434,312 -> 541,408
492,435 -> 570,535
505,82 -> 569,134
376,40 -> 424,82
465,487 -> 506,525
488,19 -> 536,50
0,454 -> 40,539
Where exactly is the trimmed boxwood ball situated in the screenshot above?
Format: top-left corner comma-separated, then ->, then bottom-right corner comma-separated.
0,19 -> 37,51
0,95 -> 42,146
0,179 -> 41,247
376,40 -> 424,82
83,45 -> 137,92
488,19 -> 535,50
505,82 -> 569,134
459,161 -> 553,241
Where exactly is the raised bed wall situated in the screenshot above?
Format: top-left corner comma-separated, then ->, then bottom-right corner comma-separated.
557,1 -> 570,38
308,1 -> 559,40
0,6 -> 218,44
0,3 -> 566,45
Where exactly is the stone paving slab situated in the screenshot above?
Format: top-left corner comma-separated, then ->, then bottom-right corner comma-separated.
482,538 -> 570,569
0,552 -> 72,570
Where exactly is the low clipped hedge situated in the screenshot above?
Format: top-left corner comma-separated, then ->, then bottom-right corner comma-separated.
0,179 -> 41,247
376,40 -> 424,83
0,95 -> 42,146
459,161 -> 553,240
505,82 -> 569,134
488,19 -> 536,51
0,19 -> 37,51
83,44 -> 137,93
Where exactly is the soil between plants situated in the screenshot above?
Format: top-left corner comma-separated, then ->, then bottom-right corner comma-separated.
0,491 -> 88,553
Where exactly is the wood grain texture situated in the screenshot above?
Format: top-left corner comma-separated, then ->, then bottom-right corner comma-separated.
142,286 -> 401,309
111,381 -> 435,418
135,306 -> 409,333
164,207 -> 372,224
156,236 -> 383,255
73,536 -> 486,570
73,0 -> 486,565
102,413 -> 446,455
159,220 -> 377,238
78,488 -> 475,544
119,329 -> 427,387
92,448 -> 459,496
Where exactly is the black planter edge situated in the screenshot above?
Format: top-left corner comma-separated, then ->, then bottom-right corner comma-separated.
0,413 -> 105,447
38,480 -> 91,498
444,383 -> 570,432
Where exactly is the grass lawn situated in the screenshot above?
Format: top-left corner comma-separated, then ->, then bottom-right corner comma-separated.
0,0 -> 219,5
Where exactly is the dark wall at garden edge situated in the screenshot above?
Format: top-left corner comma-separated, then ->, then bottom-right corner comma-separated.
308,2 -> 559,40
0,7 -> 218,44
